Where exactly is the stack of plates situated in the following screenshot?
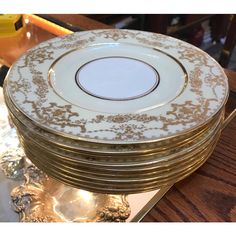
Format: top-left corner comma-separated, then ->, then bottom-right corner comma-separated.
3,29 -> 229,194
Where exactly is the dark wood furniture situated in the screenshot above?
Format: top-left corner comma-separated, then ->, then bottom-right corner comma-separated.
0,15 -> 235,222
143,90 -> 236,222
219,15 -> 236,67
143,15 -> 231,39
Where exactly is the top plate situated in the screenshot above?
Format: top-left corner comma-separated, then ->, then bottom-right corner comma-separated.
6,29 -> 228,143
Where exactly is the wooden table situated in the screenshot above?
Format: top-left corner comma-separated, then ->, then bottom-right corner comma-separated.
143,92 -> 236,222
0,15 -> 235,222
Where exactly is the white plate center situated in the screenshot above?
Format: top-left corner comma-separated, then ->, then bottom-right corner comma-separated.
75,57 -> 159,100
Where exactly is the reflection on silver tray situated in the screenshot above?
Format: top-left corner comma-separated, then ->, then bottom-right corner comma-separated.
11,164 -> 131,222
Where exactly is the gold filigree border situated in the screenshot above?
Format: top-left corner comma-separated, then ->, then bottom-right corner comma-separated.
6,29 -> 228,142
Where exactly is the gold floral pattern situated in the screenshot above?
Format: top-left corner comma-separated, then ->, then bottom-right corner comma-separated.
189,66 -> 203,96
9,79 -> 31,94
177,46 -> 215,69
32,72 -> 48,99
92,29 -> 138,41
28,102 -> 87,133
204,72 -> 227,98
6,29 -> 228,141
136,34 -> 174,50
